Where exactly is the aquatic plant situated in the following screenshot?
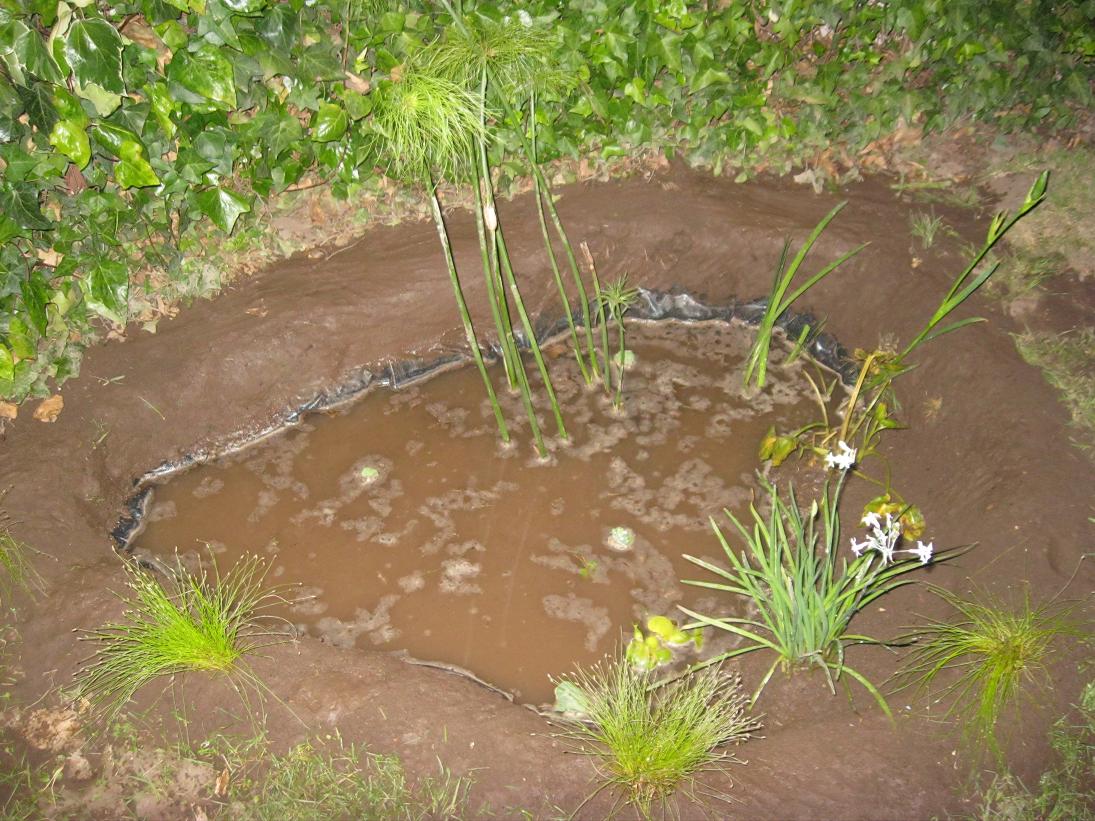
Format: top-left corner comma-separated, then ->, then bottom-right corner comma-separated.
371,58 -> 512,448
626,616 -> 702,672
75,554 -> 288,723
891,585 -> 1078,760
743,203 -> 866,390
555,656 -> 758,818
680,459 -> 960,715
600,275 -> 640,410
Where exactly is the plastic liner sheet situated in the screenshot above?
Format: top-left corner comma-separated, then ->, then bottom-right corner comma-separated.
111,288 -> 855,549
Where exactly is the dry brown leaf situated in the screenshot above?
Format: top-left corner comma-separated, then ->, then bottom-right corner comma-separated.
33,395 -> 63,423
213,766 -> 230,797
36,247 -> 62,267
343,71 -> 371,94
0,402 -> 16,421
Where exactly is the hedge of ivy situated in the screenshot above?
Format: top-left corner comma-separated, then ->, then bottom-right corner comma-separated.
1,0 -> 1092,401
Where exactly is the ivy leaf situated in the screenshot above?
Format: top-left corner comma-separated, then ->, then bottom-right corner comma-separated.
81,257 -> 128,325
49,118 -> 91,167
20,269 -> 50,335
194,186 -> 250,233
0,344 -> 13,382
257,3 -> 299,53
75,80 -> 122,116
15,81 -> 57,132
65,19 -> 125,95
166,45 -> 236,109
312,102 -> 347,142
222,0 -> 267,14
0,181 -> 51,231
249,106 -> 303,161
0,213 -> 24,244
6,316 -> 35,361
114,139 -> 160,188
0,20 -> 65,85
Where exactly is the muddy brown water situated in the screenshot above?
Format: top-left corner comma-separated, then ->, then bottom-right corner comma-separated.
132,320 -> 825,704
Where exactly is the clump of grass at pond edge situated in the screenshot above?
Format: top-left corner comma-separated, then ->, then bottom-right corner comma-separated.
242,734 -> 472,821
890,585 -> 1080,762
1015,328 -> 1095,457
680,467 -> 964,715
75,554 -> 289,724
554,658 -> 758,819
0,528 -> 43,607
971,680 -> 1095,821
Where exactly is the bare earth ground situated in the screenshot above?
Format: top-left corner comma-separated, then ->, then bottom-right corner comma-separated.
1,162 -> 1092,819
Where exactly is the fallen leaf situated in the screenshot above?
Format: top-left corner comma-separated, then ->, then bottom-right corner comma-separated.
192,807 -> 210,821
33,395 -> 63,423
343,71 -> 371,94
214,766 -> 230,797
0,402 -> 16,421
36,247 -> 62,267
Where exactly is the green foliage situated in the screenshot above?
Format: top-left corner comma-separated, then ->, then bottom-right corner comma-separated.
680,475 -> 957,713
1,0 -> 1091,402
0,525 -> 43,606
1015,328 -> 1095,456
973,680 -> 1095,821
554,658 -> 758,818
75,554 -> 287,723
892,586 -> 1078,761
242,735 -> 472,821
743,202 -> 865,389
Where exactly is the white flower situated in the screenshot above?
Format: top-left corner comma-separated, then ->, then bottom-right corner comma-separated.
911,540 -> 934,564
517,9 -> 533,26
861,511 -> 881,529
824,440 -> 858,472
850,537 -> 868,557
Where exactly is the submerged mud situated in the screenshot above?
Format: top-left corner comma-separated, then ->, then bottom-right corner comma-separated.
132,320 -> 825,703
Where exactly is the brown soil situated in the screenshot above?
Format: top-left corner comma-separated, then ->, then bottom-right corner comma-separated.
1,164 -> 1092,819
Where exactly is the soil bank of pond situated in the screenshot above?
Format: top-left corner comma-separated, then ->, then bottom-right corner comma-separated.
2,164 -> 1091,818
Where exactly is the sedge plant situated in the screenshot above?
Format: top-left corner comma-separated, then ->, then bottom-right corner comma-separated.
601,275 -> 640,410
0,526 -> 43,607
555,656 -> 759,819
743,202 -> 867,389
75,554 -> 288,723
680,462 -> 960,715
370,56 -> 512,448
434,4 -> 603,389
891,585 -> 1078,761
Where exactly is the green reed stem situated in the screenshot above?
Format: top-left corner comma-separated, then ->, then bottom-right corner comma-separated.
494,222 -> 568,443
530,93 -> 593,384
581,242 -> 613,397
428,182 -> 509,444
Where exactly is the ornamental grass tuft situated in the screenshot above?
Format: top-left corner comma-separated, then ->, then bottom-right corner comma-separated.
892,585 -> 1078,760
555,657 -> 758,818
76,554 -> 288,722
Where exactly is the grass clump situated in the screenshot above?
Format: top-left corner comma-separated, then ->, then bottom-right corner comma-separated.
893,586 -> 1077,759
555,658 -> 758,818
972,680 -> 1095,821
242,734 -> 471,821
1015,328 -> 1095,455
0,528 -> 43,607
75,554 -> 287,722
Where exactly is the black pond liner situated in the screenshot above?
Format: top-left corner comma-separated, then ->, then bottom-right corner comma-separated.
111,288 -> 857,552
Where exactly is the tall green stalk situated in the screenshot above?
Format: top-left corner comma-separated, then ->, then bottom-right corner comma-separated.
581,242 -> 613,397
530,93 -> 595,384
428,183 -> 510,445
